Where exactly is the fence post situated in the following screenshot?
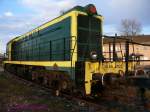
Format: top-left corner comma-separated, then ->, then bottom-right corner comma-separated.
113,34 -> 116,61
125,40 -> 129,77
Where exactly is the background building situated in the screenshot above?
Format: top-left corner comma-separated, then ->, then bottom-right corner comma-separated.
103,35 -> 150,66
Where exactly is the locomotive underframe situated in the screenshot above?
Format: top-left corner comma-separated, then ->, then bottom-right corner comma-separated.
3,60 -> 135,95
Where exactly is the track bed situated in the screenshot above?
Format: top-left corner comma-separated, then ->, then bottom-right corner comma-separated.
1,67 -> 150,112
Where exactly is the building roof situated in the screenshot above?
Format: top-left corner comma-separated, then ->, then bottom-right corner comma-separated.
103,35 -> 150,44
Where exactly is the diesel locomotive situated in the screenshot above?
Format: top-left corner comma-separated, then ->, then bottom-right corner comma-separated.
3,4 -> 137,96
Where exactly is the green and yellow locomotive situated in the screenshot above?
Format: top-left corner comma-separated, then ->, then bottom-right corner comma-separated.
3,4 -> 136,96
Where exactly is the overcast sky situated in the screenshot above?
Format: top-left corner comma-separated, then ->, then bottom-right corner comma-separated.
0,0 -> 150,53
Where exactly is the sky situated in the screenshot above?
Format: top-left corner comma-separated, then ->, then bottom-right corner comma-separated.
0,0 -> 150,53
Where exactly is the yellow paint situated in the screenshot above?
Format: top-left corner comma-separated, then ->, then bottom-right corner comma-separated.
3,61 -> 74,67
71,12 -> 77,63
84,62 -> 102,94
70,11 -> 103,62
84,61 -> 136,95
7,11 -> 77,62
102,61 -> 136,74
13,11 -> 77,42
9,11 -> 102,43
7,10 -> 102,63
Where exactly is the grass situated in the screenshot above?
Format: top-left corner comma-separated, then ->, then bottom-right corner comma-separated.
0,71 -> 78,112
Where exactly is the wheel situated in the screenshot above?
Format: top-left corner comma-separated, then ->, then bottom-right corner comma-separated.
43,76 -> 48,85
61,80 -> 68,90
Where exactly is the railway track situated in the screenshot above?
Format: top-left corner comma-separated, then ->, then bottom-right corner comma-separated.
3,70 -> 106,111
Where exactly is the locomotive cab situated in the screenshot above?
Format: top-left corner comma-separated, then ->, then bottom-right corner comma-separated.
75,4 -> 104,96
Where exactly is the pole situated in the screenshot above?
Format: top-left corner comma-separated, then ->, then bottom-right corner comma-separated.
113,34 -> 117,61
125,40 -> 129,76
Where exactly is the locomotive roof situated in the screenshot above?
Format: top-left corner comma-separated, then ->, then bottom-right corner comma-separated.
63,4 -> 101,16
7,4 -> 102,45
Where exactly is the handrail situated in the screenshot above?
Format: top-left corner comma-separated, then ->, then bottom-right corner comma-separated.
71,36 -> 77,75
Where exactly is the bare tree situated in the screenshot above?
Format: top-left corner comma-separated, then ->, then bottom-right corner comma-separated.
119,19 -> 142,38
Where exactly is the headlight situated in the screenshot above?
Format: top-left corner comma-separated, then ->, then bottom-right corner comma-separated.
90,51 -> 97,60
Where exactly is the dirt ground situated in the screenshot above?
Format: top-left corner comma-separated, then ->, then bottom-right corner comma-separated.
1,66 -> 150,112
0,69 -> 79,112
